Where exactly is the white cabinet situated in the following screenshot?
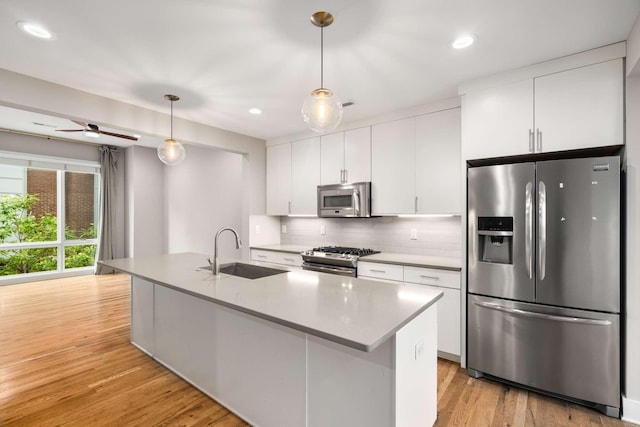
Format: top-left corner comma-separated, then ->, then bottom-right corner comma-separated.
267,138 -> 320,216
462,79 -> 533,160
534,59 -> 624,152
371,110 -> 462,215
358,261 -> 404,282
266,143 -> 291,215
358,261 -> 461,359
131,277 -> 155,355
462,59 -> 624,160
415,109 -> 461,214
251,249 -> 302,268
320,127 -> 371,185
403,266 -> 461,358
371,118 -> 416,214
291,137 -> 320,215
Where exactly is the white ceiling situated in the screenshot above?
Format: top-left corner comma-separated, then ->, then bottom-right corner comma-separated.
0,0 -> 639,145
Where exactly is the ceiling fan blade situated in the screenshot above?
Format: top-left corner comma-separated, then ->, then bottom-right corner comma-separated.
55,129 -> 84,132
98,130 -> 138,141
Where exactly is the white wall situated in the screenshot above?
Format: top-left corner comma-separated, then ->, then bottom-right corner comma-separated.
624,14 -> 640,424
165,145 -> 244,260
125,146 -> 165,258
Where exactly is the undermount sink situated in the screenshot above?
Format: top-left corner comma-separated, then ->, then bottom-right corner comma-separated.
199,263 -> 287,279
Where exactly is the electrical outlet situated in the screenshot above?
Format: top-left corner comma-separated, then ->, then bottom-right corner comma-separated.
281,224 -> 287,234
320,225 -> 326,235
414,340 -> 424,360
410,229 -> 418,240
255,225 -> 262,235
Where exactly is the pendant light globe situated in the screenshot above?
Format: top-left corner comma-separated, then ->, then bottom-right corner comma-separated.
302,11 -> 343,134
302,88 -> 343,133
158,94 -> 186,166
158,138 -> 186,165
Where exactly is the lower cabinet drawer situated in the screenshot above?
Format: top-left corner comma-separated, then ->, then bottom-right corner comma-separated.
404,266 -> 460,289
251,249 -> 302,267
357,262 -> 404,281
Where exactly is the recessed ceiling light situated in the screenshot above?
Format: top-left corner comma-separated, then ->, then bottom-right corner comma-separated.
84,130 -> 100,138
17,21 -> 52,39
133,134 -> 141,139
452,35 -> 475,49
249,108 -> 262,115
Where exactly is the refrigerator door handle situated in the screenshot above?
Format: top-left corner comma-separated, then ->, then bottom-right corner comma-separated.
525,182 -> 533,279
473,300 -> 612,326
538,181 -> 547,280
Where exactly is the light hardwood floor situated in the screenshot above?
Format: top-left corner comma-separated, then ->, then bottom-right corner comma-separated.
0,273 -> 634,427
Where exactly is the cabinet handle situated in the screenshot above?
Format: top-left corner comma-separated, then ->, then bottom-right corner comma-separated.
283,258 -> 295,262
419,275 -> 440,280
340,169 -> 344,183
536,128 -> 542,152
256,254 -> 267,258
415,196 -> 418,213
370,269 -> 387,273
345,169 -> 348,183
288,201 -> 291,214
528,129 -> 534,152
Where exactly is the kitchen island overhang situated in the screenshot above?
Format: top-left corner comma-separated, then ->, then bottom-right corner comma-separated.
100,252 -> 442,427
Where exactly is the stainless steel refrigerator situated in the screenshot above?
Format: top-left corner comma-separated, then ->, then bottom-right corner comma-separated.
467,155 -> 621,417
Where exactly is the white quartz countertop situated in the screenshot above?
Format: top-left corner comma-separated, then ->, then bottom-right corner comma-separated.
100,252 -> 442,352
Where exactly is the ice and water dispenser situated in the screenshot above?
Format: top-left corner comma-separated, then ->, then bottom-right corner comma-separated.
477,217 -> 513,264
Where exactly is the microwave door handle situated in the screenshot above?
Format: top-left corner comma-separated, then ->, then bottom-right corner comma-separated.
353,191 -> 360,216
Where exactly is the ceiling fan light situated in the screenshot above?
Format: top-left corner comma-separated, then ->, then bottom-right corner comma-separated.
84,129 -> 100,138
301,88 -> 343,133
158,138 -> 186,165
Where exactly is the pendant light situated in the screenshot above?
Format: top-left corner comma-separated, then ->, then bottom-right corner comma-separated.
301,11 -> 343,134
157,94 -> 186,165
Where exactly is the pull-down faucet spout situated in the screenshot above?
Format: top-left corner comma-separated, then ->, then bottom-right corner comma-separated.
210,227 -> 242,275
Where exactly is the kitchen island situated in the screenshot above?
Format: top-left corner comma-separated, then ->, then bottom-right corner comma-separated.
100,252 -> 442,427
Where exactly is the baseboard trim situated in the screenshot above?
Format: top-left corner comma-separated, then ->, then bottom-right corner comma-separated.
623,396 -> 640,425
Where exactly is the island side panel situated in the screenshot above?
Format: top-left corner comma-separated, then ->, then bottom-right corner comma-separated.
395,305 -> 437,426
131,277 -> 155,355
153,285 -> 307,427
307,335 -> 394,427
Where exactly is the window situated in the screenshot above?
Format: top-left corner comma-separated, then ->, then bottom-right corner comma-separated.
0,152 -> 100,281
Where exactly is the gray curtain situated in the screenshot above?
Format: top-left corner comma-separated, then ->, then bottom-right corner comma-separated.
95,145 -> 120,274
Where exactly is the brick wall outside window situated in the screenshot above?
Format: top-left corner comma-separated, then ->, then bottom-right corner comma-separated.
26,169 -> 96,234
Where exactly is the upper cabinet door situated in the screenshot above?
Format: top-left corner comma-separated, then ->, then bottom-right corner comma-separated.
291,137 -> 320,215
371,118 -> 416,214
266,143 -> 291,216
320,132 -> 344,185
415,108 -> 461,214
534,59 -> 624,153
461,79 -> 534,160
344,127 -> 371,184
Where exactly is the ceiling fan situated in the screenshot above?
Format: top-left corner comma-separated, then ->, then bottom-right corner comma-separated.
56,120 -> 139,141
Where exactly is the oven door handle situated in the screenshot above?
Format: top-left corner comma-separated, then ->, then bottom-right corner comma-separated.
302,262 -> 355,276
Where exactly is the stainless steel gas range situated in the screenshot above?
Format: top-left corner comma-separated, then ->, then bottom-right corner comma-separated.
301,246 -> 380,277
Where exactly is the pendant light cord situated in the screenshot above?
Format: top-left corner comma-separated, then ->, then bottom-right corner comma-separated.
170,100 -> 174,140
320,25 -> 324,89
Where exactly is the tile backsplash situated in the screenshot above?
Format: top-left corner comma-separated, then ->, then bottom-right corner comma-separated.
281,216 -> 461,259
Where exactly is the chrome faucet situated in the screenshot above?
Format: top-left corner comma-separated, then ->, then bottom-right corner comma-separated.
210,227 -> 242,275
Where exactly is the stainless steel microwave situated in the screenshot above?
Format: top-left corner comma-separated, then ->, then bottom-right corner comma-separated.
317,182 -> 372,218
